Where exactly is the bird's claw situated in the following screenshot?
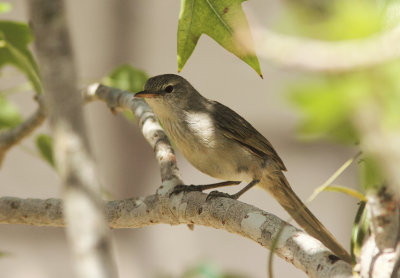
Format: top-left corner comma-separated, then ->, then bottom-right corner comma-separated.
206,190 -> 235,201
169,184 -> 202,197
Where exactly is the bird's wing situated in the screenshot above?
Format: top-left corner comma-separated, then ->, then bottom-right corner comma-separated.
210,101 -> 286,171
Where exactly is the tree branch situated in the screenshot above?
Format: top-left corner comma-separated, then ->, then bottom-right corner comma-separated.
28,1 -> 117,277
0,193 -> 352,278
0,97 -> 45,167
356,188 -> 400,278
255,26 -> 400,72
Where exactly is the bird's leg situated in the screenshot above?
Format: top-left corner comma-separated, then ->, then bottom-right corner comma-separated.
170,181 -> 241,197
196,180 -> 242,190
206,179 -> 260,201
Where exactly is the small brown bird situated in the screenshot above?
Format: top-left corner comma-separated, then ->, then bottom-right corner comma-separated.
135,74 -> 351,262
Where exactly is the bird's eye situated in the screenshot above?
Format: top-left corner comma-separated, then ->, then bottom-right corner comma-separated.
164,85 -> 174,93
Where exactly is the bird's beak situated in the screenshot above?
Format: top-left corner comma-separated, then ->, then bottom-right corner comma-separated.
134,91 -> 159,98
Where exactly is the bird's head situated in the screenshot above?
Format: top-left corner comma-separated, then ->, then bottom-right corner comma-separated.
135,74 -> 199,117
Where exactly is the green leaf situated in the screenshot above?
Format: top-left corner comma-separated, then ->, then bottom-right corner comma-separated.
307,152 -> 361,202
0,21 -> 42,94
35,134 -> 55,167
0,2 -> 12,14
351,201 -> 369,263
102,64 -> 148,93
177,0 -> 262,77
323,185 -> 366,201
0,95 -> 22,130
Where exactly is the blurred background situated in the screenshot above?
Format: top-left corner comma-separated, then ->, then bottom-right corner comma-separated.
0,1 -> 359,277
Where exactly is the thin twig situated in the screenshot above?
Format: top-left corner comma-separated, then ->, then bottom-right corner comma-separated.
0,96 -> 45,167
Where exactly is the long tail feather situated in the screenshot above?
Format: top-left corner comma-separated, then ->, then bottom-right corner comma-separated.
260,172 -> 351,263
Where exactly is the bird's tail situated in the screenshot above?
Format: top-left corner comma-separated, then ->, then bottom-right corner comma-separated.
260,171 -> 351,263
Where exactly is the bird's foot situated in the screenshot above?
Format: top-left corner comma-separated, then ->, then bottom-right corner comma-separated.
206,190 -> 239,201
169,184 -> 202,197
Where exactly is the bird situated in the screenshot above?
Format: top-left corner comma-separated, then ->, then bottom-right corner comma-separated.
135,74 -> 351,262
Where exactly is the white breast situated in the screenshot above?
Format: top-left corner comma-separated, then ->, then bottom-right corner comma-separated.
184,111 -> 216,148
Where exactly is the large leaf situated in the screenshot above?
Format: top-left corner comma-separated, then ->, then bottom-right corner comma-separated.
0,96 -> 22,130
0,21 -> 42,94
178,0 -> 262,77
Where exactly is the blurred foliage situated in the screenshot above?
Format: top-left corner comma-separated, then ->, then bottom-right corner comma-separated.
289,63 -> 400,145
177,0 -> 262,77
0,95 -> 22,130
383,0 -> 400,28
0,2 -> 12,13
285,0 -> 399,196
278,0 -> 384,40
0,19 -> 41,135
35,134 -> 55,168
0,21 -> 42,94
0,82 -> 32,96
158,262 -> 249,278
288,74 -> 364,143
359,156 -> 384,192
102,64 -> 148,120
0,250 -> 11,258
102,64 -> 148,93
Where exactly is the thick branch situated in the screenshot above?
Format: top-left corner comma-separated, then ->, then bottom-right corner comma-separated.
256,26 -> 400,72
0,194 -> 352,278
0,97 -> 45,167
29,1 -> 117,277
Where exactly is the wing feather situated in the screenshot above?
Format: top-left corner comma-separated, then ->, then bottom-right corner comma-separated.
209,101 -> 286,171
